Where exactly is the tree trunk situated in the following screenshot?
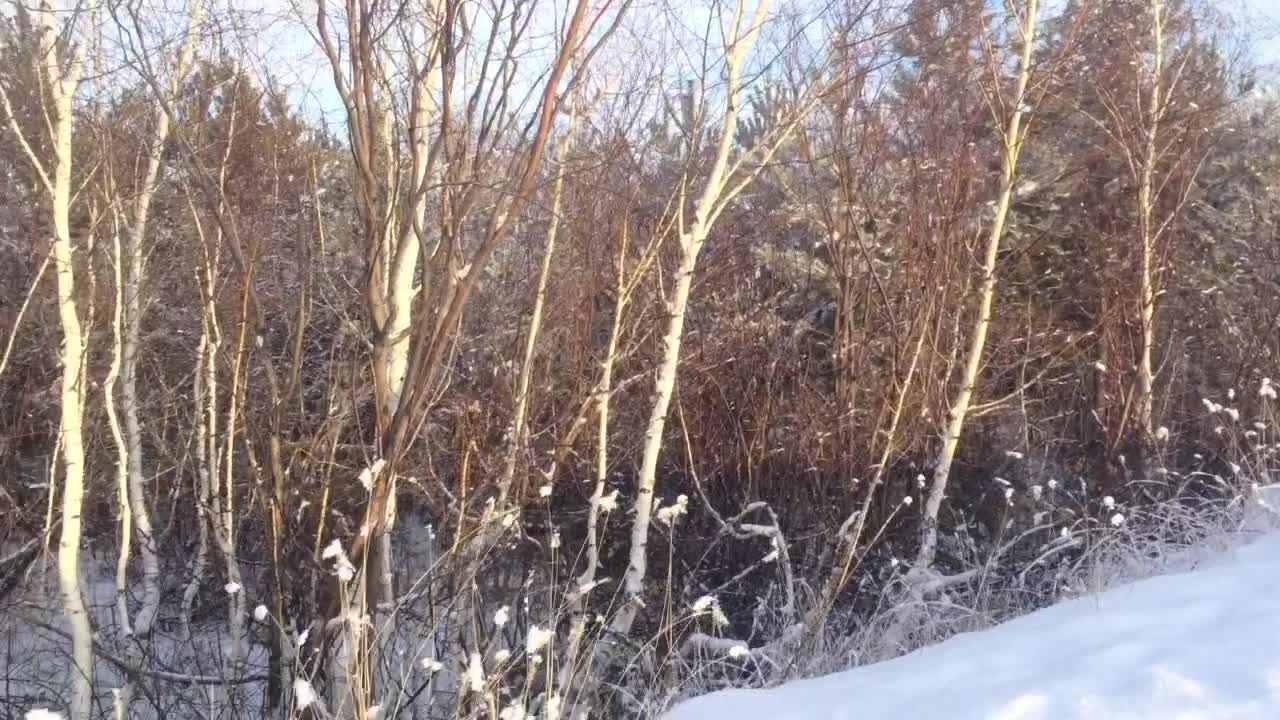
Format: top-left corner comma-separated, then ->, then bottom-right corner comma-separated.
104,209 -> 133,641
1135,0 -> 1164,452
117,0 -> 203,657
917,0 -> 1040,570
500,109 -> 577,503
41,11 -> 92,716
611,0 -> 770,637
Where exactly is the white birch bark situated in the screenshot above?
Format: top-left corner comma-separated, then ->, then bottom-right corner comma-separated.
500,108 -> 578,502
183,328 -> 213,639
383,36 -> 441,418
119,0 -> 205,644
917,0 -> 1040,570
610,0 -> 772,636
0,3 -> 92,715
1135,0 -> 1164,445
221,312 -> 247,677
370,0 -> 444,627
104,210 -> 133,639
184,207 -> 221,637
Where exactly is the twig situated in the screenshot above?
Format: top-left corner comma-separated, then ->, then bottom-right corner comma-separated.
19,615 -> 270,686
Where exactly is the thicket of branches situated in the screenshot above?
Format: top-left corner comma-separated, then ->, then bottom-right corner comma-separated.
2,0 -> 1279,718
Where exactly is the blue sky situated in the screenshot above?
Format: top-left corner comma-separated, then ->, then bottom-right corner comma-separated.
1246,0 -> 1280,65
255,0 -> 1280,122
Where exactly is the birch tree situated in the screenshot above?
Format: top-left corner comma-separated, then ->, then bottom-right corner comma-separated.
311,3 -> 449,658
558,192 -> 668,703
308,0 -> 629,708
93,16 -> 208,714
113,0 -> 204,652
1133,0 -> 1164,445
500,104 -> 578,501
0,3 -> 90,717
310,0 -> 451,623
1059,0 -> 1210,473
1125,0 -> 1213,461
313,0 -> 445,438
610,0 -> 801,636
313,0 -> 628,603
917,0 -> 1040,571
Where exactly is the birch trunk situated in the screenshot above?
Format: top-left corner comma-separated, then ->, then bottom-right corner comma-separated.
807,319 -> 929,641
917,0 -> 1039,570
221,292 -> 249,679
105,212 -> 133,638
119,0 -> 204,644
42,6 -> 91,715
381,37 -> 441,419
364,5 -> 445,623
610,0 -> 770,636
1135,0 -> 1164,447
500,109 -> 577,503
584,248 -> 626,598
184,205 -> 221,637
183,329 -> 213,639
558,222 -> 636,706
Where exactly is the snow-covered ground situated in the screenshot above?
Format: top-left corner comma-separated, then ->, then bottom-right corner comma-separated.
667,531 -> 1280,720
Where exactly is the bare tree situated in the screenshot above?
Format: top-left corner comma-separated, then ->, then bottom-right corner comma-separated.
611,0 -> 808,637
917,0 -> 1041,571
308,0 -> 631,710
0,3 -> 89,717
114,0 -> 205,654
1134,0 -> 1165,445
500,101 -> 579,506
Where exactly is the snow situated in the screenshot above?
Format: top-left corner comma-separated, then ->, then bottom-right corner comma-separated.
666,532 -> 1280,720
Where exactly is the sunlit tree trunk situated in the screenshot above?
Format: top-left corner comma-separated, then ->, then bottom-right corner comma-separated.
222,275 -> 249,684
208,96 -> 248,689
807,317 -> 930,643
917,0 -> 1040,570
104,204 -> 132,639
183,197 -> 221,641
501,108 -> 578,500
381,42 -> 440,421
559,214 -> 659,705
118,0 -> 204,648
611,0 -> 773,636
1135,0 -> 1164,448
0,4 -> 94,715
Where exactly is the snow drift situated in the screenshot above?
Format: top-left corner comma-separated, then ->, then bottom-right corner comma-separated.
666,531 -> 1280,720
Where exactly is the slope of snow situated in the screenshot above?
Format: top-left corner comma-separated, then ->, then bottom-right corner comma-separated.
666,532 -> 1280,720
